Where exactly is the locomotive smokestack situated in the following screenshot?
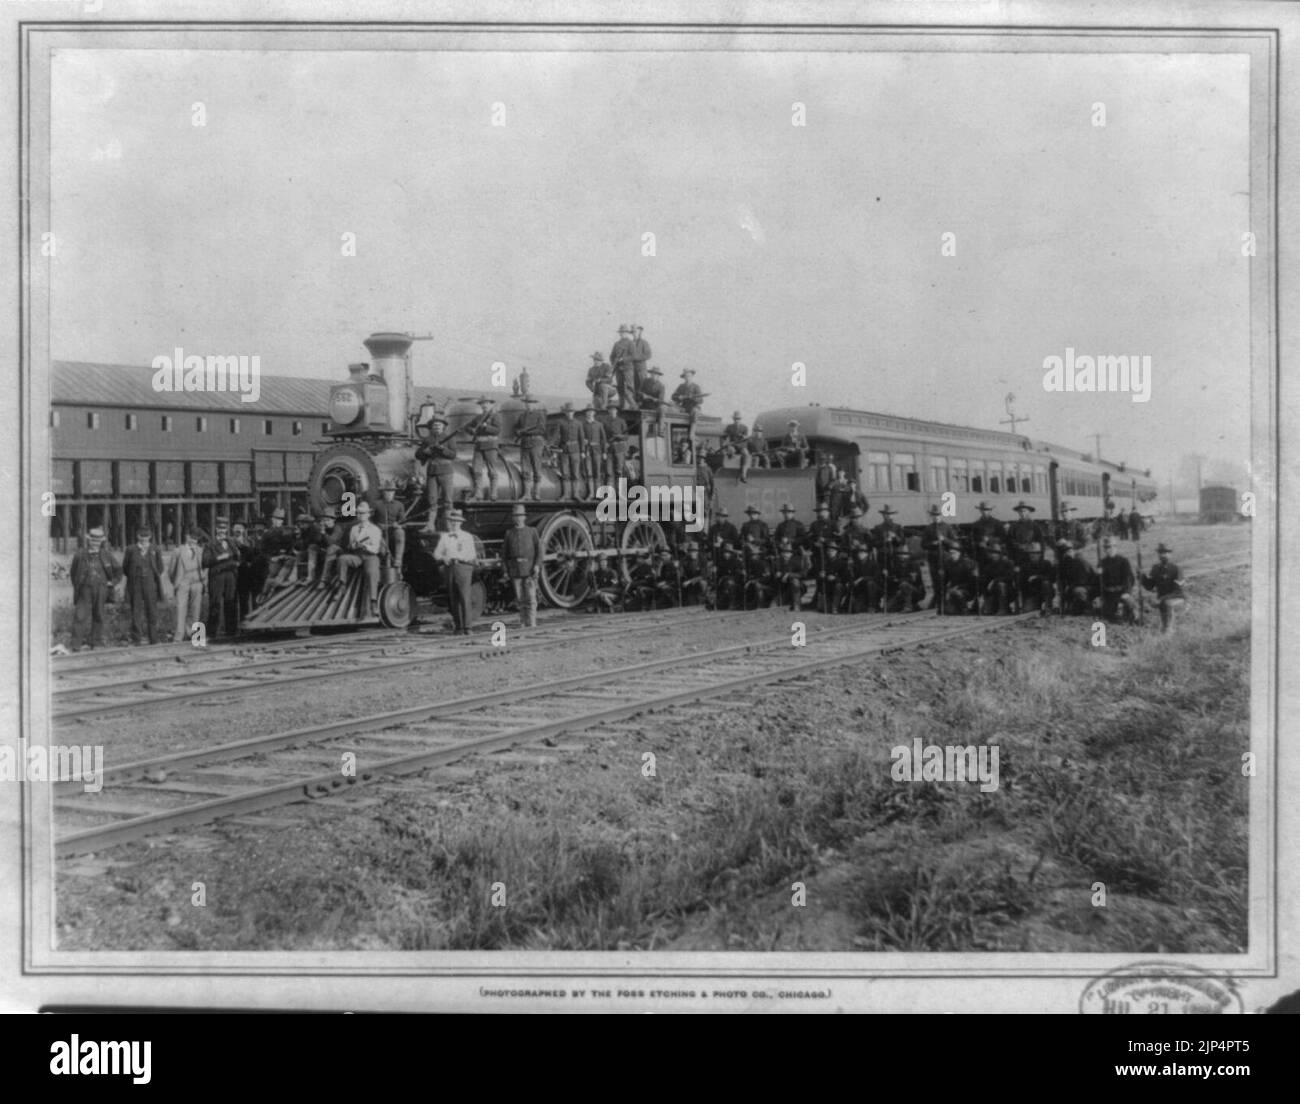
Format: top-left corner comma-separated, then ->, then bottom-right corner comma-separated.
362,332 -> 415,433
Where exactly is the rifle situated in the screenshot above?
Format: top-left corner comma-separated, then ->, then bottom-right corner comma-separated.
1135,537 -> 1145,626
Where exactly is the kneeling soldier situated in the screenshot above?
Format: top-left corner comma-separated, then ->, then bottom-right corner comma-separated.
1055,540 -> 1098,615
941,540 -> 978,615
980,539 -> 1016,615
1098,536 -> 1137,623
1141,542 -> 1185,632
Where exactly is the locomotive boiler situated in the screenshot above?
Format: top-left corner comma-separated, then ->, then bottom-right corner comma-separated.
241,331 -> 704,633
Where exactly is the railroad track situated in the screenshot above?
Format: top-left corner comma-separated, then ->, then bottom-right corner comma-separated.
50,605 -> 733,721
53,611 -> 1035,857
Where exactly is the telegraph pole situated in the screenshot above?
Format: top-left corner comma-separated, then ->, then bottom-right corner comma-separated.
1089,432 -> 1107,462
999,393 -> 1028,435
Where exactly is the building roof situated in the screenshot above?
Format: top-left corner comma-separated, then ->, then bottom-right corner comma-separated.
51,361 -> 583,416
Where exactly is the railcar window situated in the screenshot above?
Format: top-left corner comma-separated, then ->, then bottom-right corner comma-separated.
928,458 -> 948,492
670,425 -> 693,466
1033,466 -> 1046,495
951,458 -> 969,493
865,451 -> 890,492
124,414 -> 137,431
970,462 -> 985,494
644,434 -> 667,463
893,453 -> 917,493
988,461 -> 1003,495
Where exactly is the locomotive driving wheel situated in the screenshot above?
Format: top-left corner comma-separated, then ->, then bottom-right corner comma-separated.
537,512 -> 594,609
617,518 -> 667,583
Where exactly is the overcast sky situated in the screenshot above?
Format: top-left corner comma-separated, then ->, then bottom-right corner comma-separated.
49,45 -> 1254,481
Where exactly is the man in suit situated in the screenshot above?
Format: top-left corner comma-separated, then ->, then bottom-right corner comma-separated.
502,504 -> 542,628
70,525 -> 119,650
122,526 -> 165,644
168,527 -> 207,643
202,516 -> 242,638
337,500 -> 386,616
433,509 -> 479,634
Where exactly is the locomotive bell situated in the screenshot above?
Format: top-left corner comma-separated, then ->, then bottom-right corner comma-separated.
363,331 -> 415,433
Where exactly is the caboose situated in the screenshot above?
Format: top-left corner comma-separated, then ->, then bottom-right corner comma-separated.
241,332 -> 709,631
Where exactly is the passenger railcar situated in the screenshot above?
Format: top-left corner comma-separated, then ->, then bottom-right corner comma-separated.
705,404 -> 1158,531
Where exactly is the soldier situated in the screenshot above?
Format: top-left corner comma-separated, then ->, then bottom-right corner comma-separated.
896,546 -> 928,613
745,421 -> 769,469
579,406 -> 608,498
1098,536 -> 1137,623
553,402 -> 583,500
842,504 -> 873,550
625,552 -> 659,611
1055,502 -> 1087,549
743,540 -> 775,609
871,505 -> 904,551
122,526 -> 165,644
671,369 -> 704,416
1006,502 -> 1040,562
828,470 -> 851,520
371,479 -> 407,571
1092,499 -> 1123,544
433,508 -> 478,634
592,372 -> 619,412
773,539 -> 809,611
1016,542 -> 1055,615
941,539 -> 979,615
847,542 -> 884,614
502,503 -> 542,628
807,501 -> 840,546
1113,507 -> 1130,541
337,500 -> 386,616
167,527 -> 206,643
777,420 -> 811,468
610,324 -> 637,409
603,399 -> 631,482
1128,505 -> 1143,540
819,537 -> 851,614
290,511 -> 323,586
922,504 -> 954,609
69,525 -> 119,651
971,502 -> 1004,564
1055,539 -> 1098,616
469,396 -> 503,501
512,366 -> 531,399
630,324 -> 652,398
709,507 -> 740,550
203,516 -> 241,638
257,506 -> 295,602
1141,543 -> 1185,632
773,503 -> 806,549
585,555 -> 623,613
639,366 -> 666,431
585,351 -> 610,396
844,479 -> 869,518
515,395 -> 548,501
714,544 -> 745,610
415,412 -> 458,524
814,453 -> 836,504
739,504 -> 770,549
654,547 -> 682,608
980,539 -> 1016,615
317,507 -> 347,587
722,411 -> 752,482
679,541 -> 710,606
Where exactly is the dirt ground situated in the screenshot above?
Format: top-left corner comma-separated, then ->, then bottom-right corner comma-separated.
52,522 -> 1255,953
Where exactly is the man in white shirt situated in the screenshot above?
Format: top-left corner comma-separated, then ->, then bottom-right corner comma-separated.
337,500 -> 385,615
432,509 -> 479,634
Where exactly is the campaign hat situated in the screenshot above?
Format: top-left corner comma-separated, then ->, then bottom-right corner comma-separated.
1156,543 -> 1172,554
1013,501 -> 1035,512
744,505 -> 761,515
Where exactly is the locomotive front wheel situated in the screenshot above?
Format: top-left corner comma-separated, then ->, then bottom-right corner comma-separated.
537,513 -> 595,609
378,581 -> 414,628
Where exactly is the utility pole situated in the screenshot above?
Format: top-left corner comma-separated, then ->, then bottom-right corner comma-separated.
999,393 -> 1028,435
1089,432 -> 1107,462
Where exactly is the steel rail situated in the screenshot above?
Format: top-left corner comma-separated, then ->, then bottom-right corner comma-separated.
55,614 -> 1030,856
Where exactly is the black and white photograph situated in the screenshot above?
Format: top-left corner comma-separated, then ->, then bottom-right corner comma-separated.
3,0 -> 1297,1020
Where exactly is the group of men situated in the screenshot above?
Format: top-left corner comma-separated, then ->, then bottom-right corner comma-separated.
717,412 -> 813,481
65,489 -> 413,649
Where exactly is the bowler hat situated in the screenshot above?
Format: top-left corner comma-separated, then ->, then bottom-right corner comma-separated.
879,505 -> 897,515
1013,501 -> 1035,512
355,500 -> 372,513
977,501 -> 992,511
86,526 -> 105,541
1156,543 -> 1172,554
446,509 -> 465,522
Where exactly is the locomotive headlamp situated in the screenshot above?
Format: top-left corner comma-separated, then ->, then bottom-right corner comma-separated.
329,386 -> 363,426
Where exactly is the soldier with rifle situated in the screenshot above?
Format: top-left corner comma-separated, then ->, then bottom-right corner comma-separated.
514,395 -> 548,501
922,504 -> 954,610
1016,541 -> 1054,615
980,539 -> 1016,615
941,539 -> 978,615
743,539 -> 774,609
415,411 -> 460,527
847,541 -> 883,614
578,406 -> 607,499
739,504 -> 771,550
1098,536 -> 1137,623
553,402 -> 583,500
